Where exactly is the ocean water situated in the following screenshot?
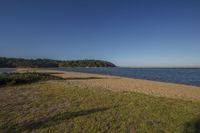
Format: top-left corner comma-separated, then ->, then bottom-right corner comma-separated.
0,68 -> 16,74
52,68 -> 200,87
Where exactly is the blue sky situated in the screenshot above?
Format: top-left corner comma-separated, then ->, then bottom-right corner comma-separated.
0,0 -> 200,67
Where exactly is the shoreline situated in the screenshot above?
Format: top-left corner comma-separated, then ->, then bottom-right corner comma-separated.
50,68 -> 200,87
17,68 -> 200,101
16,67 -> 200,87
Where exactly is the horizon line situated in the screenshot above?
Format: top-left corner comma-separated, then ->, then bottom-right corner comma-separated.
120,66 -> 200,68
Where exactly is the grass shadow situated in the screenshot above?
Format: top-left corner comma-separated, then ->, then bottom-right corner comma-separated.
37,72 -> 64,74
4,107 -> 113,132
184,118 -> 200,133
64,77 -> 107,80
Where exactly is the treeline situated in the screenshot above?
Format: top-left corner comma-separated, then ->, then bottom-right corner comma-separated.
0,57 -> 116,68
58,60 -> 115,67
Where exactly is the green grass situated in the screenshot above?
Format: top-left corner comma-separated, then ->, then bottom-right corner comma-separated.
0,72 -> 63,87
0,80 -> 200,133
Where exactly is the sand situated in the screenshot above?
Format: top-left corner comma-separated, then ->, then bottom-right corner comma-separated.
17,68 -> 200,101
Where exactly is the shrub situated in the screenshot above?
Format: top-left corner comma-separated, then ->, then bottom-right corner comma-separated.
0,73 -> 63,87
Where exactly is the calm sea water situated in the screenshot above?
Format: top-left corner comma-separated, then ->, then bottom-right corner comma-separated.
0,68 -> 16,74
52,68 -> 200,87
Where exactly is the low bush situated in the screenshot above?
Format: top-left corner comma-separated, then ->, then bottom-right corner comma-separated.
0,73 -> 63,86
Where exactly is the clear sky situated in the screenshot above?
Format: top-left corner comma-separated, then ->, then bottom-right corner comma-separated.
0,0 -> 200,67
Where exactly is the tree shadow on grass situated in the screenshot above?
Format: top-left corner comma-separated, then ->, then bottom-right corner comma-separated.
184,118 -> 200,133
4,107 -> 112,132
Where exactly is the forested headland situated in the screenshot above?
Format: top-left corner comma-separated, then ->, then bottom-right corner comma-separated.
0,57 -> 116,68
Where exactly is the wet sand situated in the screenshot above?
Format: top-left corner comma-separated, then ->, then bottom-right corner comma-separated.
17,68 -> 200,101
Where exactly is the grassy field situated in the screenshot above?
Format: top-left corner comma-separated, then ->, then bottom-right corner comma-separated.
0,79 -> 200,133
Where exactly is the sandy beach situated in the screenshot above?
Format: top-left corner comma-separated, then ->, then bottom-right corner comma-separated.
17,68 -> 200,101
